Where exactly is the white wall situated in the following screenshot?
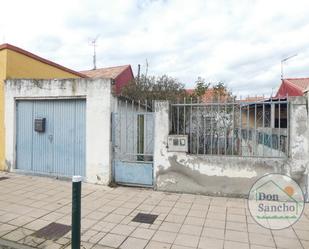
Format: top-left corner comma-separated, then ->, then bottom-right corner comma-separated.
5,78 -> 112,184
153,101 -> 307,197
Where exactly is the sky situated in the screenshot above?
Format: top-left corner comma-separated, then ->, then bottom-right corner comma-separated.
1,0 -> 309,96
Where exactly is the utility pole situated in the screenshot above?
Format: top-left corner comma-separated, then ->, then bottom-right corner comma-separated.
281,54 -> 297,80
90,35 -> 99,70
137,64 -> 141,84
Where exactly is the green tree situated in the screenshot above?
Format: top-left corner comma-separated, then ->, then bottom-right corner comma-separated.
121,74 -> 187,102
193,77 -> 210,97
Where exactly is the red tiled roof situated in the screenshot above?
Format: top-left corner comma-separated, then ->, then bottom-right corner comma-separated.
283,78 -> 309,92
239,96 -> 266,102
80,65 -> 131,79
186,88 -> 228,102
0,43 -> 86,78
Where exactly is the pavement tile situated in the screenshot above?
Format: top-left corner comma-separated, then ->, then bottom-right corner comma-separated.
103,214 -> 126,223
89,232 -> 106,244
8,216 -> 34,227
165,214 -> 186,224
145,240 -> 171,249
301,240 -> 309,249
250,245 -> 276,249
23,219 -> 50,231
198,237 -> 224,249
226,214 -> 247,223
247,223 -> 272,235
225,229 -> 249,243
201,227 -> 225,240
0,174 -> 307,249
179,224 -> 202,236
226,221 -> 247,232
174,233 -> 200,248
152,230 -> 177,244
294,228 -> 309,240
131,227 -> 155,240
110,224 -> 136,236
273,236 -> 303,249
171,245 -> 195,249
92,221 -> 117,232
38,239 -> 64,249
159,222 -> 181,233
98,233 -> 126,248
86,211 -> 108,220
19,235 -> 46,247
204,219 -> 225,229
224,240 -> 250,249
184,216 -> 204,226
0,213 -> 20,223
249,233 -> 276,247
2,227 -> 33,241
120,237 -> 148,249
187,209 -> 207,218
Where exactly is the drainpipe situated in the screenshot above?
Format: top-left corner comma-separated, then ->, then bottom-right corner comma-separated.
305,90 -> 309,202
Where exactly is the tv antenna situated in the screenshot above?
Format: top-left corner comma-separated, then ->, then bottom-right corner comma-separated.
90,35 -> 100,70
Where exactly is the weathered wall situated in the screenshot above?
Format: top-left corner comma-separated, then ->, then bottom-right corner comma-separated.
288,97 -> 309,197
154,100 -> 309,198
0,47 -> 83,171
4,78 -> 112,185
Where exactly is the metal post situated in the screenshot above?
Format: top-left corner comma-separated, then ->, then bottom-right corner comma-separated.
239,96 -> 242,156
71,176 -> 82,249
197,97 -> 200,154
232,98 -> 235,156
254,102 -> 257,156
279,98 -> 281,156
183,97 -> 186,135
210,98 -> 213,155
247,101 -> 249,155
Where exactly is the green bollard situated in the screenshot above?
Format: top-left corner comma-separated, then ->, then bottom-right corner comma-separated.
72,176 -> 82,249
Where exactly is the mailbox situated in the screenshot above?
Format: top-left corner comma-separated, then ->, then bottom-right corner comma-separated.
167,135 -> 188,152
34,118 -> 46,132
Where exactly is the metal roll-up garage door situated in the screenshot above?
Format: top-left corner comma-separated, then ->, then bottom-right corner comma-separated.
16,99 -> 86,177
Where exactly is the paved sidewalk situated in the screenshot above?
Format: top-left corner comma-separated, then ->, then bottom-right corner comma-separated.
0,172 -> 308,249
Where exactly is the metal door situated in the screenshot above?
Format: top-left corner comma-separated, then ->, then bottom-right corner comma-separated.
16,99 -> 86,177
112,101 -> 154,187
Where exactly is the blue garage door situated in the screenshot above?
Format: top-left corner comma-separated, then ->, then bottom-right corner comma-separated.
16,99 -> 86,177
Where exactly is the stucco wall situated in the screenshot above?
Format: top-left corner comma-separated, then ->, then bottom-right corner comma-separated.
154,100 -> 309,198
4,78 -> 112,184
0,48 -> 83,171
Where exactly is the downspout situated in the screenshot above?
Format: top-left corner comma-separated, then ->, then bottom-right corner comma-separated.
305,90 -> 309,202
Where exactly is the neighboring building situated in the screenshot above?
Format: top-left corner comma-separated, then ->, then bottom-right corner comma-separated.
185,88 -> 230,102
80,65 -> 134,95
0,43 -> 86,171
276,78 -> 309,98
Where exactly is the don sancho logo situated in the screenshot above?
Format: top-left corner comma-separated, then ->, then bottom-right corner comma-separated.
248,174 -> 305,230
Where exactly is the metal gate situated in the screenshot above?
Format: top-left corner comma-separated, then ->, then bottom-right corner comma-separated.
16,99 -> 86,177
112,100 -> 154,187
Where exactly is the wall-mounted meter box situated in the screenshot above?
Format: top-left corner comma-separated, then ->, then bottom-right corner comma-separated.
34,118 -> 46,132
167,135 -> 188,152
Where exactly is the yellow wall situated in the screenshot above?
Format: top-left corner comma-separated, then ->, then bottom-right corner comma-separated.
0,50 -> 7,170
0,48 -> 81,170
6,49 -> 80,79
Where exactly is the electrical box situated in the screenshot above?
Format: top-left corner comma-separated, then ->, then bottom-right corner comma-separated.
168,135 -> 188,152
34,118 -> 46,133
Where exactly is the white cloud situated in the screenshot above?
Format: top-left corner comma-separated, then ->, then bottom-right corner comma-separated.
1,0 -> 309,96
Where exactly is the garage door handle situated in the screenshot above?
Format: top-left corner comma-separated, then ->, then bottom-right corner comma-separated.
48,135 -> 53,143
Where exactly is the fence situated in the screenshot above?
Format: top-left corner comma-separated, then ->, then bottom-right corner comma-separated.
112,98 -> 154,162
170,97 -> 289,158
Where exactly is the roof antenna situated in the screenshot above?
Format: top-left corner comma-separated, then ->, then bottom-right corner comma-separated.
145,59 -> 149,78
90,35 -> 100,70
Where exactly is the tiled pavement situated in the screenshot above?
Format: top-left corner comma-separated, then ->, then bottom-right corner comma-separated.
0,172 -> 309,249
